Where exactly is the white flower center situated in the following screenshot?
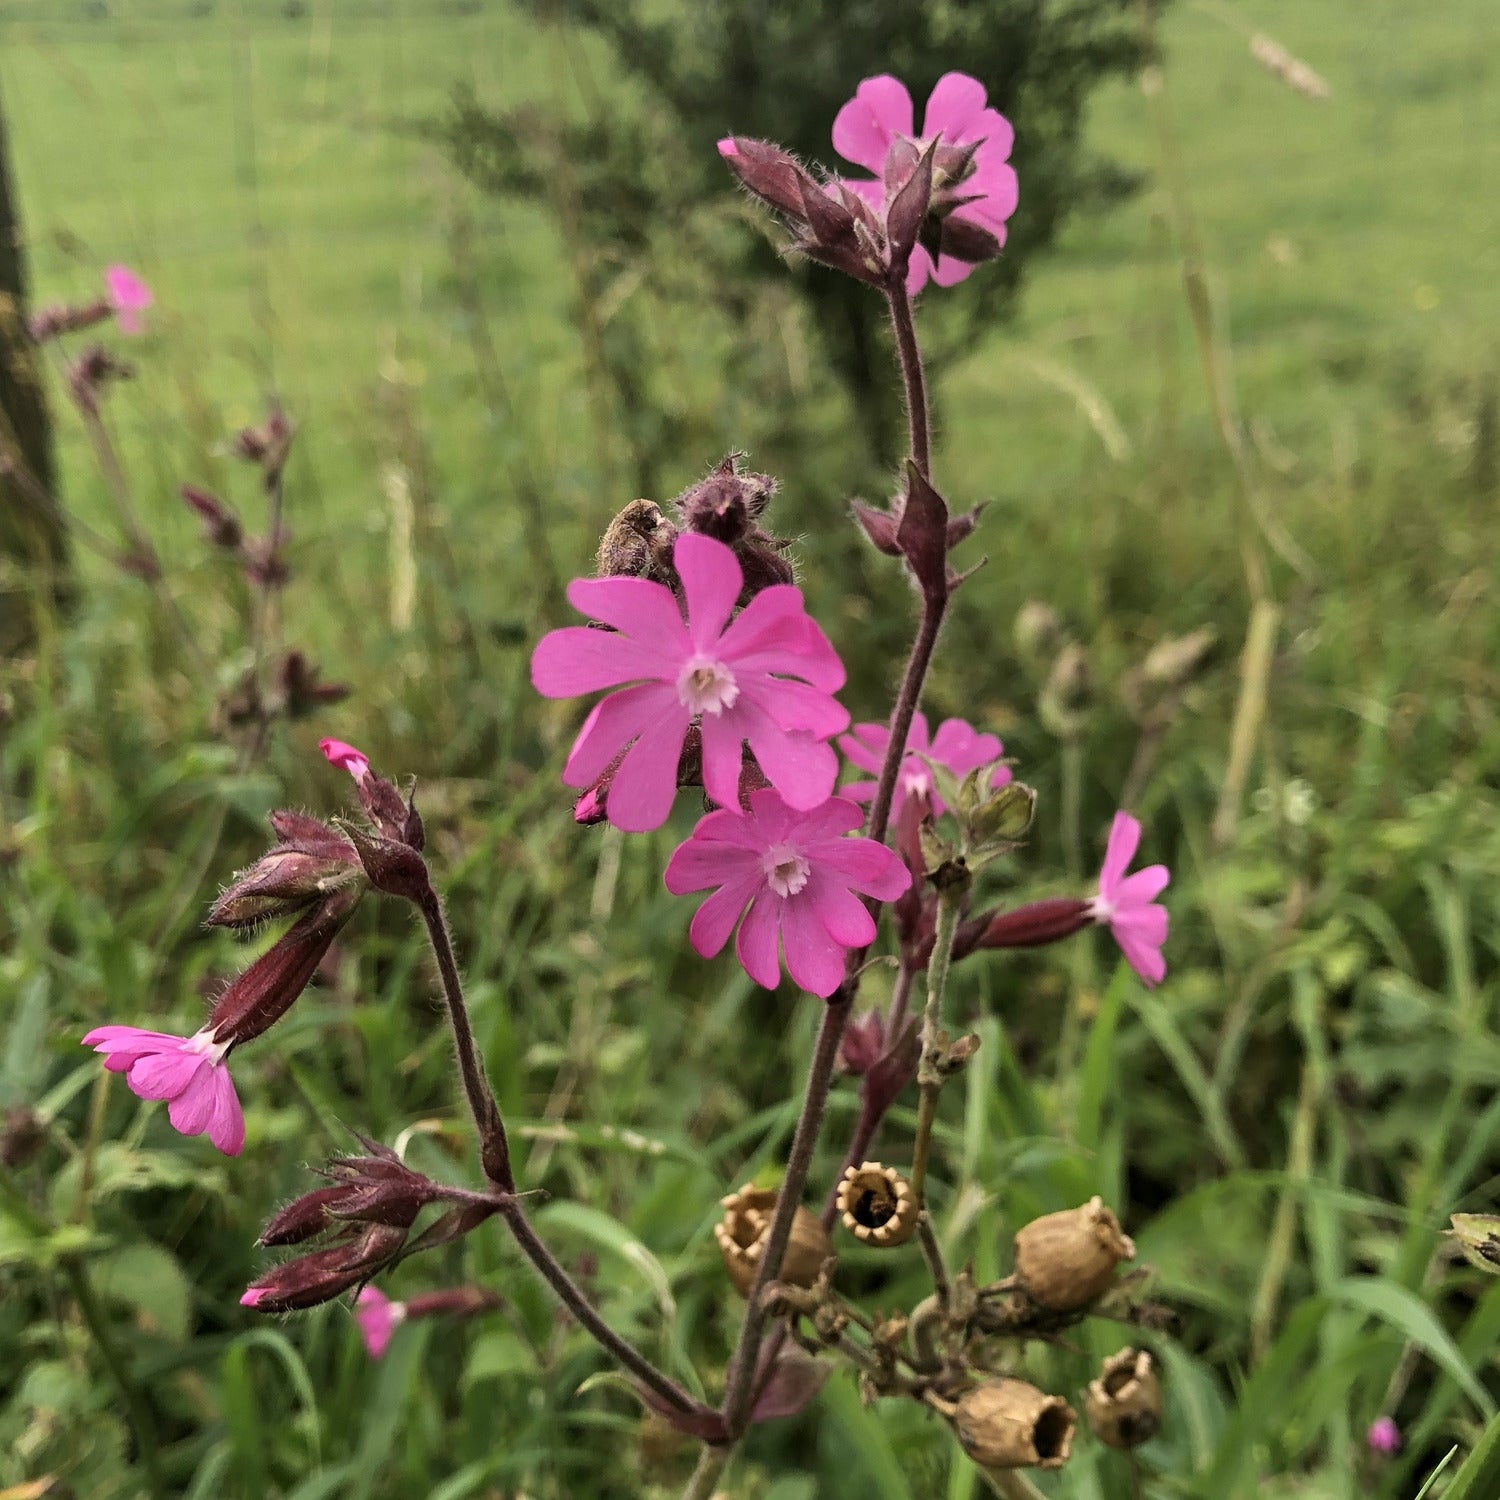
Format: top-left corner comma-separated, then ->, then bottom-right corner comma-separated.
677,655 -> 740,716
762,842 -> 811,898
901,763 -> 932,799
188,1028 -> 232,1066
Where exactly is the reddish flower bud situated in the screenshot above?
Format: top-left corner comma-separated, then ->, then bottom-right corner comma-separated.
278,651 -> 350,719
208,843 -> 361,929
270,808 -> 343,845
28,297 -> 112,343
243,527 -> 291,589
956,898 -> 1092,960
206,886 -> 362,1045
260,1185 -> 350,1247
180,484 -> 243,550
340,821 -> 431,906
405,1198 -> 503,1254
67,343 -> 133,413
839,1012 -> 885,1076
241,1222 -> 407,1313
403,1286 -> 503,1321
233,404 -> 295,487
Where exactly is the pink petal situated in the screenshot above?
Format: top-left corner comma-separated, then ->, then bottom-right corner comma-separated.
787,797 -> 865,842
1113,924 -> 1166,987
117,310 -> 144,335
1112,903 -> 1169,949
831,75 -> 913,174
355,1288 -> 398,1358
675,534 -> 743,649
105,264 -> 152,310
837,175 -> 885,209
128,1048 -> 204,1101
742,719 -> 839,811
809,838 -> 910,902
735,890 -> 783,990
928,718 -> 1000,774
664,835 -> 758,895
840,777 -> 878,804
562,682 -> 680,789
531,625 -> 676,698
963,159 -> 1020,226
166,1063 -> 220,1136
1098,812 -> 1142,901
780,893 -> 848,997
84,1026 -> 185,1052
698,711 -> 749,812
319,738 -> 370,780
717,138 -> 738,159
602,705 -> 692,832
965,108 -> 1016,161
1116,864 -> 1170,908
837,723 -> 889,779
682,805 -> 772,852
745,786 -> 795,843
205,1067 -> 246,1156
565,575 -> 688,644
922,72 -> 989,141
930,254 -> 977,289
905,247 -> 935,296
718,588 -> 846,692
739,677 -> 850,739
687,870 -> 766,958
804,873 -> 877,948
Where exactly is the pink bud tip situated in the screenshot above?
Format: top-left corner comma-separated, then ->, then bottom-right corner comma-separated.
319,737 -> 370,782
717,137 -> 738,158
240,1288 -> 265,1308
1367,1416 -> 1401,1455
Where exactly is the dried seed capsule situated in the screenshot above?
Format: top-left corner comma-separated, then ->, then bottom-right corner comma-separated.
836,1161 -> 919,1248
714,1183 -> 831,1297
1012,1196 -> 1135,1312
953,1378 -> 1076,1471
1085,1347 -> 1163,1450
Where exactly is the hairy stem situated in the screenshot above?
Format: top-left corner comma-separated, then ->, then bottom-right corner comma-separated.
417,885 -> 703,1419
680,1448 -> 727,1500
908,885 -> 964,1207
887,282 -> 931,481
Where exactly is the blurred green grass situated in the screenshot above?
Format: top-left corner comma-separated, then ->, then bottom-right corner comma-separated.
3,2 -> 1500,1499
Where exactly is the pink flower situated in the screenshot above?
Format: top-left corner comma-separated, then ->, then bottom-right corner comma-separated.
531,533 -> 848,833
81,1025 -> 245,1155
104,264 -> 153,335
839,712 -> 1010,821
320,738 -> 370,782
832,72 -> 1019,295
1367,1416 -> 1401,1456
353,1287 -> 405,1359
1088,812 -> 1170,988
664,790 -> 910,996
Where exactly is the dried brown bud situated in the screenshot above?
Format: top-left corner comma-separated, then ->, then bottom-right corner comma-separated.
1085,1347 -> 1163,1450
714,1183 -> 832,1296
1,1105 -> 46,1168
1012,1196 -> 1136,1312
597,498 -> 678,581
953,1379 -> 1076,1472
835,1162 -> 919,1248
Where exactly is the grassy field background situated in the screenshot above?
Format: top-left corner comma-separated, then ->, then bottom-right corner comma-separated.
4,1 -> 1500,1497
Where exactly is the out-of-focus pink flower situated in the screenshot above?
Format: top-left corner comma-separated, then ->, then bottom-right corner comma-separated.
320,738 -> 370,782
81,1025 -> 244,1155
1088,812 -> 1170,987
1367,1416 -> 1401,1456
832,72 -> 1018,295
531,533 -> 848,833
839,712 -> 1010,821
664,790 -> 909,996
354,1286 -> 405,1359
104,265 -> 153,335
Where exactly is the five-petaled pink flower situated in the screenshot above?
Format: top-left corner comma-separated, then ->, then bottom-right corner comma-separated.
320,737 -> 371,782
1088,812 -> 1170,987
81,1025 -> 245,1155
833,72 -> 1019,295
839,712 -> 1011,822
531,533 -> 848,833
354,1287 -> 404,1359
105,265 -> 153,335
664,789 -> 909,997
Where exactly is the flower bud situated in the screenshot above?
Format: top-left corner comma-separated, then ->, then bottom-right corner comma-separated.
714,1183 -> 833,1297
674,454 -> 775,544
836,1162 -> 918,1248
208,843 -> 361,929
954,897 -> 1092,961
241,1222 -> 407,1313
29,297 -> 112,343
259,1185 -> 350,1247
180,484 -> 243,550
596,498 -> 678,582
1012,1196 -> 1136,1312
1085,1347 -> 1163,1450
953,1378 -> 1076,1472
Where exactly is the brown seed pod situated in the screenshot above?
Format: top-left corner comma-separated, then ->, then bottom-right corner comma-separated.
953,1378 -> 1076,1471
1085,1347 -> 1164,1450
836,1161 -> 920,1248
1012,1196 -> 1135,1312
714,1183 -> 831,1297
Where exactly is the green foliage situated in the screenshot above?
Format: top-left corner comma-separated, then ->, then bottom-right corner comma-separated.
2,0 -> 1500,1497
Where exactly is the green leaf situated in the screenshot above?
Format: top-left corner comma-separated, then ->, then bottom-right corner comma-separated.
462,1328 -> 537,1389
533,1200 -> 676,1317
93,1241 -> 193,1341
1441,1409 -> 1500,1500
1330,1276 -> 1494,1416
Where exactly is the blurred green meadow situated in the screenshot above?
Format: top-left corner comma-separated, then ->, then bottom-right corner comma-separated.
3,1 -> 1500,1498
